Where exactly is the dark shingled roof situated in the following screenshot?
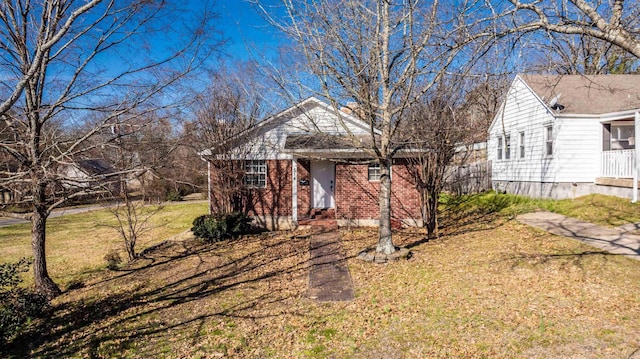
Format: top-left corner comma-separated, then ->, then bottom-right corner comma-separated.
522,74 -> 640,114
76,159 -> 115,176
284,134 -> 365,150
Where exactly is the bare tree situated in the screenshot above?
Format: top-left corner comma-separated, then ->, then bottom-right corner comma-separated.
103,172 -> 164,262
258,0 -> 498,256
402,81 -> 470,238
188,69 -> 264,214
460,77 -> 511,143
507,0 -> 640,58
529,32 -> 638,74
0,0 -> 219,298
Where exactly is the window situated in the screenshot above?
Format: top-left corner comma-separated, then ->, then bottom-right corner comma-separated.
544,125 -> 553,156
505,135 -> 511,159
611,124 -> 635,150
368,163 -> 381,181
243,160 -> 266,188
497,136 -> 503,160
519,131 -> 525,158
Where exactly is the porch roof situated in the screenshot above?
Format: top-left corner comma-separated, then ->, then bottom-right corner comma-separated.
283,134 -> 427,159
284,134 -> 370,150
284,134 -> 371,158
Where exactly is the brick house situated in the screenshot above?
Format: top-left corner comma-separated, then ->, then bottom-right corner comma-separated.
200,97 -> 423,230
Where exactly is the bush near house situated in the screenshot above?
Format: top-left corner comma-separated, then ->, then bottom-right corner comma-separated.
191,212 -> 252,243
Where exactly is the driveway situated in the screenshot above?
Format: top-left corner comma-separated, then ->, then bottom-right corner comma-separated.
0,204 -> 113,228
517,211 -> 640,261
0,200 -> 207,228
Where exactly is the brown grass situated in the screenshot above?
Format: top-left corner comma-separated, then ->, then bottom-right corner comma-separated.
3,211 -> 640,358
0,201 -> 208,286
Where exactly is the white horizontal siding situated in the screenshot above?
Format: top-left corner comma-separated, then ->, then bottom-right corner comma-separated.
489,76 -> 602,184
489,77 -> 557,182
244,102 -> 371,159
552,117 -> 600,182
283,106 -> 370,135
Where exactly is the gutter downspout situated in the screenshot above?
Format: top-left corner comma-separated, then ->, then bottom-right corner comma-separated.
634,111 -> 639,203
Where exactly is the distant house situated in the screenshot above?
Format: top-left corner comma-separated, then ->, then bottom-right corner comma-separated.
59,159 -> 120,195
200,97 -> 423,230
488,74 -> 640,200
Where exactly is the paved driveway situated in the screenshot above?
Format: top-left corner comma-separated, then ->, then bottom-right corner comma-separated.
518,211 -> 640,261
0,200 -> 207,228
0,204 -> 109,228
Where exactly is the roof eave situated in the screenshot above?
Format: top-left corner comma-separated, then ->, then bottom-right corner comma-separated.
554,108 -> 640,121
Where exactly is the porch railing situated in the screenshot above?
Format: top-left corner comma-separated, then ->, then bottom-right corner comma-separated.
601,149 -> 635,178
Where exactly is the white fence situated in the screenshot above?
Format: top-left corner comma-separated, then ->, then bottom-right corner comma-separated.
601,150 -> 635,178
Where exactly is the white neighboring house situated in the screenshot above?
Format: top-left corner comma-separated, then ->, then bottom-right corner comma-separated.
488,74 -> 640,200
59,159 -> 120,195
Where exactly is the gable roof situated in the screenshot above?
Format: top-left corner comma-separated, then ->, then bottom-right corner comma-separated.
521,74 -> 640,115
199,97 -> 378,156
75,159 -> 116,176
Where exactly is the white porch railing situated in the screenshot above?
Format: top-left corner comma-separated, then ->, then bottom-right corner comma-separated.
601,150 -> 635,178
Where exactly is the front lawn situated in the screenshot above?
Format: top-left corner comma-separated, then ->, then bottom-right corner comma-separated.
2,194 -> 639,358
0,201 -> 208,286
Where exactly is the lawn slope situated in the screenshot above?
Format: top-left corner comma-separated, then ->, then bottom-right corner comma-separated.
1,194 -> 639,358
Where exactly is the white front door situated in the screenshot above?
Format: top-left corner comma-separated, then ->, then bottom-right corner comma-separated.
311,161 -> 335,208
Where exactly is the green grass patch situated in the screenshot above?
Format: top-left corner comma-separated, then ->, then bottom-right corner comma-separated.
441,191 -> 640,227
0,201 -> 208,287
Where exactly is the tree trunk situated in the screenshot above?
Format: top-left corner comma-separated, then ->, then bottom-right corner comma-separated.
376,160 -> 395,254
125,234 -> 137,262
425,188 -> 438,239
31,186 -> 61,299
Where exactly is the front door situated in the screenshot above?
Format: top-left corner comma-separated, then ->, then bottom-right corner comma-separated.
311,161 -> 335,208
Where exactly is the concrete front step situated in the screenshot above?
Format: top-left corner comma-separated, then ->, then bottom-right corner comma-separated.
299,208 -> 337,228
309,208 -> 335,220
298,218 -> 338,230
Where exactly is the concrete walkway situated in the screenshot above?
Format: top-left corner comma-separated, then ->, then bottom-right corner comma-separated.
308,229 -> 355,302
517,212 -> 640,261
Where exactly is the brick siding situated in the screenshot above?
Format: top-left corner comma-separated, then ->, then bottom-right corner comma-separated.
334,159 -> 422,222
296,159 -> 312,217
246,160 -> 292,217
209,158 -> 422,224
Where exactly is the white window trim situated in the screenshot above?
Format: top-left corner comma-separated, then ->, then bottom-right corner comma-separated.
243,160 -> 267,188
611,124 -> 635,150
368,162 -> 381,181
497,136 -> 503,160
368,162 -> 392,182
505,135 -> 511,160
519,131 -> 525,159
544,125 -> 553,157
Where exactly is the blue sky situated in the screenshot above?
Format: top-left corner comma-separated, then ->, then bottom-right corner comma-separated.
216,1 -> 287,62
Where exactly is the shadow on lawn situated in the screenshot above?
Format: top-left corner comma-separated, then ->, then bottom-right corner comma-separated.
3,233 -> 316,358
500,249 -> 631,274
405,193 -> 514,249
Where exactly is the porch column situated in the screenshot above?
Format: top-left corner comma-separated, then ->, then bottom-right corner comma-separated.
292,158 -> 298,223
634,112 -> 639,203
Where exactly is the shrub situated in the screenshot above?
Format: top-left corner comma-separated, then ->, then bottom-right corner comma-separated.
0,258 -> 49,346
104,250 -> 123,270
191,212 -> 252,242
166,190 -> 183,202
